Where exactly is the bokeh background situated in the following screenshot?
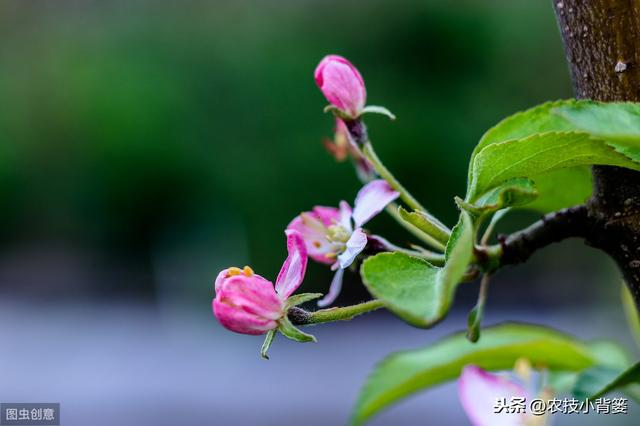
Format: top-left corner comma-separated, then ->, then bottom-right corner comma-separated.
0,0 -> 637,425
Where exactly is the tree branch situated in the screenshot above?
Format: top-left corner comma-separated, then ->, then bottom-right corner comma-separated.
498,205 -> 592,267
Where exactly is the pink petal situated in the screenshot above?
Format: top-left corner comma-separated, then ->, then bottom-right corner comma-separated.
312,206 -> 341,226
214,268 -> 268,293
458,366 -> 528,426
214,269 -> 229,292
213,275 -> 283,335
317,268 -> 345,308
213,299 -> 278,335
352,180 -> 400,227
314,55 -> 366,118
217,276 -> 283,319
337,228 -> 368,269
287,211 -> 337,265
275,230 -> 308,299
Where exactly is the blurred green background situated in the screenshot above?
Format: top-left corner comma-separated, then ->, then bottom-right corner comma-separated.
0,0 -> 621,307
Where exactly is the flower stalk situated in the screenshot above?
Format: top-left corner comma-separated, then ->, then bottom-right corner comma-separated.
288,299 -> 385,326
351,136 -> 452,249
361,142 -> 427,214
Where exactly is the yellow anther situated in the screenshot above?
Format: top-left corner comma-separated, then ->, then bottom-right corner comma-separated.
313,241 -> 322,248
227,267 -> 242,276
327,224 -> 350,243
325,253 -> 337,260
243,266 -> 254,276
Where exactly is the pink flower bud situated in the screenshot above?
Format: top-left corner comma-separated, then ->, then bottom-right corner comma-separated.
213,268 -> 284,335
314,55 -> 366,118
213,231 -> 308,335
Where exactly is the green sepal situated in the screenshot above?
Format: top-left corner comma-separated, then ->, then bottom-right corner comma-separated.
284,293 -> 324,310
361,105 -> 396,120
260,329 -> 276,360
277,316 -> 317,343
323,104 -> 354,120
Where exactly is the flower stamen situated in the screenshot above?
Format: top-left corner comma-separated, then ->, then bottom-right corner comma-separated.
327,224 -> 350,243
227,267 -> 242,276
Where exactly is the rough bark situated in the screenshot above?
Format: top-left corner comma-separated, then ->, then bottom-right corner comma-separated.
553,0 -> 640,306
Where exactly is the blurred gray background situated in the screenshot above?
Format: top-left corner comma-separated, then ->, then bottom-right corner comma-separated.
0,0 -> 637,424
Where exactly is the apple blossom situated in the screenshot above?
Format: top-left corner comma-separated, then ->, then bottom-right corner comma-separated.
287,179 -> 399,306
213,230 -> 307,335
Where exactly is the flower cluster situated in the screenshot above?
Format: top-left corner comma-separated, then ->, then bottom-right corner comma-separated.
213,55 -> 402,349
213,177 -> 399,337
207,41 -> 631,426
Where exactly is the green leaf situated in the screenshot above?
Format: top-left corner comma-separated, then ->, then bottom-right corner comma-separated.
284,292 -> 323,310
467,131 -> 640,202
260,329 -> 276,360
465,100 -> 640,213
277,316 -> 316,343
397,206 -> 450,244
467,100 -> 640,213
361,212 -> 473,328
573,362 -> 640,400
572,366 -> 626,400
555,101 -> 640,162
442,210 -> 474,276
548,340 -> 630,395
351,323 -> 613,426
587,340 -> 630,369
524,167 -> 592,213
468,100 -> 578,190
361,253 -> 439,327
548,370 -> 581,395
458,178 -> 538,216
466,274 -> 490,343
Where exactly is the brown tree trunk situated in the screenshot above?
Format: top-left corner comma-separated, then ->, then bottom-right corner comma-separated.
553,0 -> 640,307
